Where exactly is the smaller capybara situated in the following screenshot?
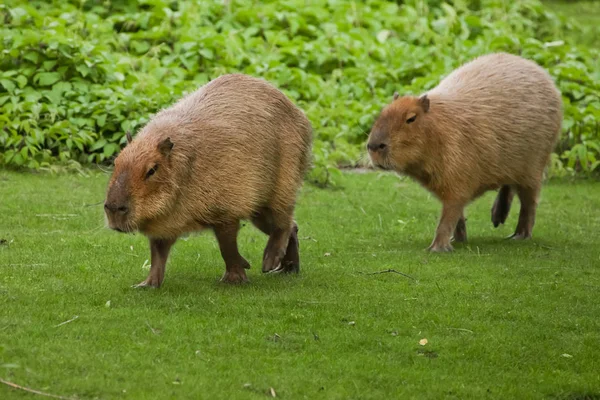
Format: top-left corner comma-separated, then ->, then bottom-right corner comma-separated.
104,74 -> 312,286
367,53 -> 562,252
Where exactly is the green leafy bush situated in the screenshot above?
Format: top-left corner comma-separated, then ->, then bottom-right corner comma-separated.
1,0 -> 599,181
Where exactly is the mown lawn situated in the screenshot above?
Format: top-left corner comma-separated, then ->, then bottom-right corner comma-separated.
1,170 -> 599,399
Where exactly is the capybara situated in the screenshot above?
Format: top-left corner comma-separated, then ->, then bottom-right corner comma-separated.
367,53 -> 562,252
104,74 -> 312,286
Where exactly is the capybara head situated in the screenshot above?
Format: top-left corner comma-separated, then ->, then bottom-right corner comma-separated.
367,93 -> 430,171
104,128 -> 177,233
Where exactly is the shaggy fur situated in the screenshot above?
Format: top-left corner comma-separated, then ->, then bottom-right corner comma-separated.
367,53 -> 562,252
105,74 -> 313,285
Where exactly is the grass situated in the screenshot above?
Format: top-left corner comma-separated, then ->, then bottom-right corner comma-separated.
1,170 -> 599,399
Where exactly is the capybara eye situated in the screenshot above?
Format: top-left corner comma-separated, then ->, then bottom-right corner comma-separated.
145,165 -> 158,179
406,115 -> 417,124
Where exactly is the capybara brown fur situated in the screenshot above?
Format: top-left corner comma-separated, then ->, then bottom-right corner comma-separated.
104,74 -> 312,286
367,53 -> 562,252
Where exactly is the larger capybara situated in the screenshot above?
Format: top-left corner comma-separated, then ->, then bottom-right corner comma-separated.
104,74 -> 312,286
367,53 -> 562,252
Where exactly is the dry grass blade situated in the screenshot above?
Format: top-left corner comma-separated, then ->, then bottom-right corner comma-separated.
54,316 -> 79,328
360,269 -> 416,281
0,378 -> 75,399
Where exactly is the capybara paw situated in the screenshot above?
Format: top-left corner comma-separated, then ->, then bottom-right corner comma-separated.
282,260 -> 300,273
508,232 -> 532,240
428,242 -> 454,253
491,210 -> 503,228
241,258 -> 251,270
220,268 -> 249,284
491,203 -> 510,228
132,277 -> 162,289
262,252 -> 284,273
270,259 -> 299,274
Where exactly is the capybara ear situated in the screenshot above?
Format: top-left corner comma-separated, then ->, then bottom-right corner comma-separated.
419,94 -> 430,113
126,131 -> 133,144
158,137 -> 174,156
393,91 -> 399,100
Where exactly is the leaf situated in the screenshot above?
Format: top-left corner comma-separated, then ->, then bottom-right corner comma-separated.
103,143 -> 118,158
90,138 -> 107,151
35,72 -> 61,86
15,75 -> 28,89
75,64 -> 91,78
0,79 -> 15,92
96,114 -> 107,127
199,49 -> 214,60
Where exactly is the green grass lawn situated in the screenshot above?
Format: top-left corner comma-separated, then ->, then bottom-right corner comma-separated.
1,170 -> 599,399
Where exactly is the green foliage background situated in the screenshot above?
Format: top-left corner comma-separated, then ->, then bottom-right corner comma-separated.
1,0 -> 599,183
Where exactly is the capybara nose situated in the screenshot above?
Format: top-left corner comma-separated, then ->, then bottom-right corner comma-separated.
367,142 -> 387,152
104,202 -> 129,215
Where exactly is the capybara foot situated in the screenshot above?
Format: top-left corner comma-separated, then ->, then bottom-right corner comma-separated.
508,232 -> 532,240
241,258 -> 251,270
133,276 -> 162,288
271,257 -> 299,274
280,256 -> 299,274
220,268 -> 249,284
262,252 -> 284,273
428,242 -> 454,253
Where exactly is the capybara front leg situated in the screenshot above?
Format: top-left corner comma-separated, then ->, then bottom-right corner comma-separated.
429,201 -> 465,252
252,210 -> 300,273
510,185 -> 539,240
262,226 -> 293,273
491,185 -> 514,227
452,214 -> 467,243
134,237 -> 176,288
261,208 -> 294,273
214,221 -> 250,284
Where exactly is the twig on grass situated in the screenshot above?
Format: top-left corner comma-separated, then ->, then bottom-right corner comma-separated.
359,269 -> 416,281
54,316 -> 78,328
0,378 -> 75,400
146,321 -> 160,335
447,327 -> 474,334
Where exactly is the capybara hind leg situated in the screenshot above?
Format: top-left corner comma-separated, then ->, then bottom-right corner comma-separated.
281,223 -> 300,273
429,201 -> 466,252
491,185 -> 514,227
510,185 -> 539,240
252,209 -> 299,273
213,221 -> 250,283
134,237 -> 176,288
452,215 -> 467,243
